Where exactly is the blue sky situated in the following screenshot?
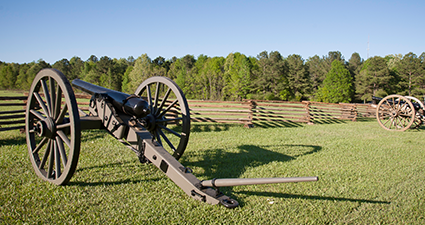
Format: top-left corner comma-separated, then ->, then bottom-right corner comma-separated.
1,0 -> 424,64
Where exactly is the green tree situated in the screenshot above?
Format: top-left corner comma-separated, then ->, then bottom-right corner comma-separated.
347,53 -> 363,78
318,60 -> 353,103
347,53 -> 363,101
305,55 -> 326,99
322,51 -> 345,74
15,63 -> 31,90
397,52 -> 424,97
168,55 -> 196,98
285,54 -> 310,101
0,64 -> 17,89
355,56 -> 392,101
128,54 -> 153,92
69,56 -> 84,80
251,51 -> 287,100
223,52 -> 252,100
121,66 -> 133,93
87,55 -> 98,63
52,59 -> 71,79
24,60 -> 51,89
202,57 -> 225,100
190,54 -> 210,99
386,54 -> 402,72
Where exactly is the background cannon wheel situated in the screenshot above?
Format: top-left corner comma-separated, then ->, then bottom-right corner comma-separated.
25,69 -> 81,185
135,77 -> 190,160
404,96 -> 424,129
376,94 -> 415,131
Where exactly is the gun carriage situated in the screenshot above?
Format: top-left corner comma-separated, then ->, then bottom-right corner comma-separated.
25,68 -> 318,208
374,94 -> 425,131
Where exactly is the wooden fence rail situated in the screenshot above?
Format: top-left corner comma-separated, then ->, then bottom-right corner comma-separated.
0,93 -> 377,132
0,96 -> 27,132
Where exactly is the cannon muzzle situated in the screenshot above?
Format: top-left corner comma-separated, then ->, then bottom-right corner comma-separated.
72,79 -> 150,118
200,176 -> 318,187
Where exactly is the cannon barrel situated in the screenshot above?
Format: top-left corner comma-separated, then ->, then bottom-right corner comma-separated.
200,176 -> 318,187
72,79 -> 150,118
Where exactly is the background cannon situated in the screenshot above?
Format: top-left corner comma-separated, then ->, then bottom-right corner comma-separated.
374,94 -> 425,131
25,68 -> 318,208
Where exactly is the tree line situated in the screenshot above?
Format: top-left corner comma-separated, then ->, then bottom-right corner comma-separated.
1,51 -> 424,103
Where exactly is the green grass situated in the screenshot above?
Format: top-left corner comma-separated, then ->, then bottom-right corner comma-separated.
1,119 -> 425,224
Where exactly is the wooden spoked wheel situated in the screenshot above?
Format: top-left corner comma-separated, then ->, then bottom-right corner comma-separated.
25,69 -> 81,185
404,96 -> 424,129
135,77 -> 190,160
376,94 -> 415,131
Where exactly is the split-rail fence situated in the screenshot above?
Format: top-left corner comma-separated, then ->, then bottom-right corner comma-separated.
0,93 -> 376,132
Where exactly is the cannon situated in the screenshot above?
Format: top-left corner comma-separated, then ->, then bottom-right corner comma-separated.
374,94 -> 425,131
25,68 -> 318,208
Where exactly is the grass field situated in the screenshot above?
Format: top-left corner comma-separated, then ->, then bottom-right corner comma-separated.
1,118 -> 425,224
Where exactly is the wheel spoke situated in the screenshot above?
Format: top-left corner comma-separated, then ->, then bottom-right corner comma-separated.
154,82 -> 160,114
41,79 -> 52,117
56,136 -> 68,165
158,99 -> 178,119
395,117 -> 402,129
49,77 -> 57,117
155,88 -> 171,117
156,117 -> 183,123
54,140 -> 62,179
47,140 -> 54,178
158,128 -> 176,152
39,139 -> 51,170
32,137 -> 48,154
146,84 -> 153,114
34,92 -> 49,117
382,117 -> 391,127
154,130 -> 162,146
30,109 -> 46,121
158,124 -> 181,138
56,123 -> 71,130
57,130 -> 71,148
54,83 -> 62,119
55,104 -> 68,124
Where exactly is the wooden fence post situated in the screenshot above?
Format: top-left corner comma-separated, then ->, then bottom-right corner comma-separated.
244,100 -> 255,128
302,101 -> 313,125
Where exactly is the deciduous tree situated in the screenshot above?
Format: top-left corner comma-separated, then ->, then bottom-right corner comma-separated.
318,60 -> 353,103
397,52 -> 424,96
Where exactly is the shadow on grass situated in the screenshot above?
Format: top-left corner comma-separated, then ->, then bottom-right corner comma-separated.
183,144 -> 322,180
235,191 -> 391,205
0,133 -> 26,145
355,117 -> 376,122
191,123 -> 239,132
70,161 -> 163,187
311,119 -> 347,124
80,129 -> 110,142
181,144 -> 322,203
69,177 -> 163,187
253,121 -> 304,128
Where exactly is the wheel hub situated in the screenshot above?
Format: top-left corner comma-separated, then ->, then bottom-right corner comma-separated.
390,109 -> 399,118
35,117 -> 56,139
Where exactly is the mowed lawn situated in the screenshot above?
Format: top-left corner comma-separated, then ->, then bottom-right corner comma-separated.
1,118 -> 424,224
